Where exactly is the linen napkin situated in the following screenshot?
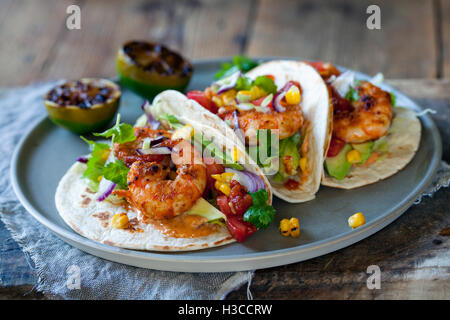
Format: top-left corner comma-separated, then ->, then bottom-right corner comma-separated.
0,82 -> 253,299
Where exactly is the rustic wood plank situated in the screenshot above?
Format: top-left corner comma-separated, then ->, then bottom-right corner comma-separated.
228,187 -> 450,299
0,0 -> 72,86
441,0 -> 450,77
247,0 -> 438,78
11,0 -> 253,85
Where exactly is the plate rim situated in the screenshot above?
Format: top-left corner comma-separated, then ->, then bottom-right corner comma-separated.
9,58 -> 442,272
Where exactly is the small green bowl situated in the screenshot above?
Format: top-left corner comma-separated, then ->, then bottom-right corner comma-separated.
44,78 -> 121,134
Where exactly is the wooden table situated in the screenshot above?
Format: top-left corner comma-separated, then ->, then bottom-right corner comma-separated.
0,0 -> 449,299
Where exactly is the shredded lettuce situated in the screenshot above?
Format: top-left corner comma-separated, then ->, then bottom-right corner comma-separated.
80,115 -> 134,191
102,160 -> 129,189
215,55 -> 259,80
93,114 -> 136,144
243,189 -> 275,229
80,137 -> 111,192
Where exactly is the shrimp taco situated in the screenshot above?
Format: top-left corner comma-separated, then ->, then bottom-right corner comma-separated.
140,60 -> 332,203
308,61 -> 421,189
55,113 -> 275,251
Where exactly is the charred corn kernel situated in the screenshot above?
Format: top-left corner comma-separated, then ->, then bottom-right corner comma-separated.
172,124 -> 194,140
289,218 -> 300,237
232,147 -> 242,162
279,217 -> 301,237
346,149 -> 362,164
111,213 -> 129,229
279,219 -> 291,236
299,157 -> 307,172
212,96 -> 223,108
215,180 -> 231,196
219,183 -> 231,196
249,86 -> 267,100
211,174 -> 222,181
285,86 -> 301,105
348,212 -> 365,229
220,89 -> 238,105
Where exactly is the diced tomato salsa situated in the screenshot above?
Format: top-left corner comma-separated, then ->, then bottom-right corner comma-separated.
186,90 -> 218,114
216,180 -> 255,242
327,136 -> 346,157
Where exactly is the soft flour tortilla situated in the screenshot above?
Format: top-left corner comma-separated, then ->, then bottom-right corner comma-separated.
56,162 -> 234,251
322,107 -> 421,189
151,90 -> 273,204
151,61 -> 332,203
245,61 -> 332,203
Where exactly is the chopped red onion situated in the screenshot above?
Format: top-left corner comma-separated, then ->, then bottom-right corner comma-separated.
214,71 -> 241,94
137,147 -> 172,155
76,156 -> 88,163
225,168 -> 266,193
272,91 -> 286,112
272,82 -> 298,112
232,111 -> 245,143
97,180 -> 116,202
142,100 -> 160,129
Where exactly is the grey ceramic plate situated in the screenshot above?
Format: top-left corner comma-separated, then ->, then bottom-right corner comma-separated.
10,59 -> 442,272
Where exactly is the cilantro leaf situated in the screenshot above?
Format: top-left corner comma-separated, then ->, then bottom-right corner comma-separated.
243,189 -> 275,229
158,113 -> 184,129
390,92 -> 396,106
80,137 -> 110,192
253,76 -> 277,95
346,86 -> 359,101
93,114 -> 136,144
103,160 -> 129,189
215,55 -> 259,80
235,76 -> 253,91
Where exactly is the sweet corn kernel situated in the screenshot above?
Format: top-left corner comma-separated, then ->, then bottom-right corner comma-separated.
279,219 -> 291,236
346,149 -> 362,164
299,157 -> 307,172
285,86 -> 301,105
348,212 -> 365,229
111,213 -> 129,229
97,175 -> 103,182
250,86 -> 267,100
212,96 -> 223,108
289,218 -> 300,237
218,183 -> 231,196
172,124 -> 194,140
279,217 -> 301,237
221,172 -> 235,183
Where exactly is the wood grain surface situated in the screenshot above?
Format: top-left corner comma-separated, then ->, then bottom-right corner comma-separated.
0,0 -> 448,86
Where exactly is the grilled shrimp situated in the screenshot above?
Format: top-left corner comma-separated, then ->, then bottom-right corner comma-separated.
219,105 -> 303,144
114,127 -> 172,167
333,81 -> 393,143
113,139 -> 207,220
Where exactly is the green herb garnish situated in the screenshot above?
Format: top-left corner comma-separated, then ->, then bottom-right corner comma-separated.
243,189 -> 275,229
215,55 -> 259,80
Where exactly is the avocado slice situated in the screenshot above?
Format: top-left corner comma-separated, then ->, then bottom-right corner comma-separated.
351,141 -> 374,164
325,144 -> 352,180
185,198 -> 226,222
373,136 -> 389,153
278,135 -> 301,178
